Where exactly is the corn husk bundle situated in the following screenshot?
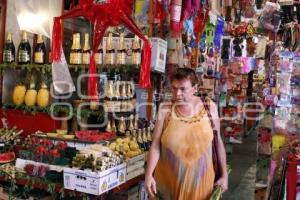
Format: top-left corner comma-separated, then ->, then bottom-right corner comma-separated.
209,166 -> 232,200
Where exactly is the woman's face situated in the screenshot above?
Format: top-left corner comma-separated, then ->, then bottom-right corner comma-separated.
171,79 -> 197,103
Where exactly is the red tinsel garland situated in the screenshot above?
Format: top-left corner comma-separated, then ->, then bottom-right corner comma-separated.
52,0 -> 151,102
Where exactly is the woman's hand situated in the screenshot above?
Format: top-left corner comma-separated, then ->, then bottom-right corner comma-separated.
145,175 -> 157,199
215,174 -> 228,192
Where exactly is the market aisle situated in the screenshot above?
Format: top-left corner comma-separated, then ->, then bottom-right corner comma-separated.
223,131 -> 257,200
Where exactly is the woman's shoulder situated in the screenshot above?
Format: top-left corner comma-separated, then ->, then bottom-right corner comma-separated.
157,101 -> 172,119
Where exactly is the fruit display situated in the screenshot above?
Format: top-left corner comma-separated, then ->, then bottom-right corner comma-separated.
36,82 -> 49,107
24,81 -> 37,106
0,127 -> 23,143
71,144 -> 124,171
109,137 -> 143,159
12,84 -> 26,105
0,152 -> 15,163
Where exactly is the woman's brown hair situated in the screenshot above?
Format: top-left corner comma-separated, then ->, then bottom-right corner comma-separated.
170,67 -> 199,86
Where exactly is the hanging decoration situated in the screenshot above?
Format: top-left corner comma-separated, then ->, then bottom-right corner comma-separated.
213,17 -> 225,52
51,0 -> 152,104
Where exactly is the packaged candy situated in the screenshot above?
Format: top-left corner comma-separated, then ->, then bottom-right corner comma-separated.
277,72 -> 291,94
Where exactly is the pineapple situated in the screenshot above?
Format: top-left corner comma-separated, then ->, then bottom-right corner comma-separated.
24,82 -> 37,106
12,84 -> 26,105
37,82 -> 49,107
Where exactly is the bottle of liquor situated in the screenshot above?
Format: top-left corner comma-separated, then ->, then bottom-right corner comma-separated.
106,119 -> 112,132
120,81 -> 128,112
82,33 -> 91,64
69,33 -> 82,65
114,80 -> 121,113
128,114 -> 135,131
95,42 -> 103,65
131,35 -> 141,65
134,114 -> 139,129
117,33 -> 126,64
142,128 -> 149,150
137,129 -> 144,150
34,34 -> 46,64
111,119 -> 117,133
104,78 -> 115,112
105,32 -> 115,65
131,129 -> 137,143
130,80 -> 136,111
18,31 -> 31,65
118,117 -> 126,135
3,33 -> 15,63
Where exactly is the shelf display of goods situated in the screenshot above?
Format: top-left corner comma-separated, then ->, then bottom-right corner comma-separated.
71,144 -> 124,171
108,126 -> 152,159
109,137 -> 142,159
19,136 -> 77,166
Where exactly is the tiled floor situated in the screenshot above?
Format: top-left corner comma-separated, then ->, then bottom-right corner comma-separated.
223,131 -> 257,200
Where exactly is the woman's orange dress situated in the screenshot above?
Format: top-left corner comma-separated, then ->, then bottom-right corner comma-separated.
154,106 -> 215,200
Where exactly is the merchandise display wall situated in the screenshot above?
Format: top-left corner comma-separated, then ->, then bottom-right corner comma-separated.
0,0 -> 299,199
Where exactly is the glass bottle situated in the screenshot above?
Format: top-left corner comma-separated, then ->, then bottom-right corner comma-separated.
142,128 -> 149,150
117,33 -> 126,64
82,33 -> 91,65
137,129 -> 145,150
106,119 -> 112,132
34,34 -> 46,64
18,31 -> 31,65
128,114 -> 135,131
95,42 -> 103,64
69,33 -> 82,65
105,32 -> 115,65
134,114 -> 139,129
3,32 -> 15,63
118,117 -> 126,135
131,35 -> 141,65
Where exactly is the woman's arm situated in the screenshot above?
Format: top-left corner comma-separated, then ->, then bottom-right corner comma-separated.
209,100 -> 228,190
145,103 -> 171,197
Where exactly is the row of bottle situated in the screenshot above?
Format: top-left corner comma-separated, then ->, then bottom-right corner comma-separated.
104,80 -> 136,112
70,32 -> 141,65
2,31 -> 142,66
106,114 -> 138,134
3,31 -> 47,64
131,127 -> 152,151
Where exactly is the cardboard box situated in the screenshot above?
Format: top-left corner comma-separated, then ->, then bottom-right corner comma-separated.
150,38 -> 167,73
63,163 -> 126,195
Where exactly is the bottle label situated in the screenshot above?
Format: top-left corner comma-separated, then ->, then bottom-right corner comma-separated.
132,52 -> 141,65
117,53 -> 126,64
34,52 -> 44,64
70,52 -> 82,64
106,53 -> 114,64
3,50 -> 14,63
95,53 -> 103,64
114,101 -> 121,112
18,50 -> 30,63
120,100 -> 126,112
82,53 -> 90,64
104,100 -> 115,112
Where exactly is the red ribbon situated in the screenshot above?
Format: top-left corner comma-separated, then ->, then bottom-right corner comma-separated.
52,0 -> 152,102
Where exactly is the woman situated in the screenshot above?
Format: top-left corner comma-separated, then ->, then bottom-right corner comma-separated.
145,68 -> 228,200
